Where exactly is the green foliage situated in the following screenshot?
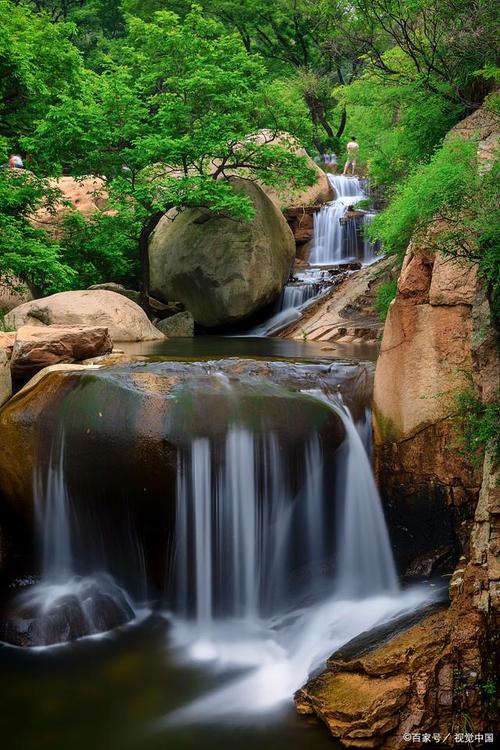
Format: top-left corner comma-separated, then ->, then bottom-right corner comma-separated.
0,169 -> 76,293
368,139 -> 478,256
58,208 -> 140,289
454,387 -> 500,464
336,50 -> 463,185
22,5 -> 315,294
0,0 -> 83,148
375,279 -> 398,320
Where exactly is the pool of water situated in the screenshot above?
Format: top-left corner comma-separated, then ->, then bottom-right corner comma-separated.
119,334 -> 379,363
0,614 -> 338,750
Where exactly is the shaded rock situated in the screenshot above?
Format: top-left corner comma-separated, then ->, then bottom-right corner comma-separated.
5,290 -> 164,342
156,311 -> 194,337
10,325 -> 112,381
88,282 -> 141,305
404,546 -> 454,578
0,574 -> 134,647
397,249 -> 434,305
0,276 -> 33,312
0,346 -> 12,406
149,177 -> 295,327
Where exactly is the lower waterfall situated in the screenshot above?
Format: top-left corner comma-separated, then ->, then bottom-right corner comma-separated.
2,361 -> 436,733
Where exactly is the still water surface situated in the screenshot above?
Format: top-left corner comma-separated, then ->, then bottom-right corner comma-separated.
0,614 -> 337,750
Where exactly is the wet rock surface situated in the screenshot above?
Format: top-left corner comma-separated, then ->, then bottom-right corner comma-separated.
0,575 -> 135,647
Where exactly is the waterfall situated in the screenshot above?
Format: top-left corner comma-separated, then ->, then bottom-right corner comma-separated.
246,270 -> 329,337
164,384 -> 432,725
35,431 -> 72,581
309,174 -> 377,265
172,422 -> 326,626
9,426 -> 135,646
170,383 -> 398,633
278,282 -> 320,311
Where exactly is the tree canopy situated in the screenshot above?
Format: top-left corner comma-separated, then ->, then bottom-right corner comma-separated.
1,0 -> 498,295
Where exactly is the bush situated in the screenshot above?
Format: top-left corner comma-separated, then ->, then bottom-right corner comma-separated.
375,279 -> 398,320
59,209 -> 140,290
455,388 -> 500,464
368,138 -> 477,257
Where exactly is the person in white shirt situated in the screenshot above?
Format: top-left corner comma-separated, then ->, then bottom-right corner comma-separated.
343,137 -> 359,175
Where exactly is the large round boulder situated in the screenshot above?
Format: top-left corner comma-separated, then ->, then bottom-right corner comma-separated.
5,290 -> 164,342
148,178 -> 296,327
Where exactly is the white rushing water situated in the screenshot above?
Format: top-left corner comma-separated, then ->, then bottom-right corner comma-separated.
246,269 -> 331,336
14,427 -> 135,646
309,174 -> 377,265
163,386 -> 434,724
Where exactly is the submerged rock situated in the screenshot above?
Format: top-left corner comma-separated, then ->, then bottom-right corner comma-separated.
5,290 -> 164,342
0,574 -> 134,647
149,177 -> 295,327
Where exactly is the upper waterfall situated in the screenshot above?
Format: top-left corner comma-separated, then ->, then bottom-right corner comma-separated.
309,174 -> 378,265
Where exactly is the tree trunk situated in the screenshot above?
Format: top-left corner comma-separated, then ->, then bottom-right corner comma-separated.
139,211 -> 165,314
336,106 -> 347,139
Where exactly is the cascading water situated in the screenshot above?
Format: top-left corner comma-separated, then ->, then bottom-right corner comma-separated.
4,425 -> 135,647
246,269 -> 331,336
163,379 -> 434,725
1,359 -> 437,743
309,174 -> 378,265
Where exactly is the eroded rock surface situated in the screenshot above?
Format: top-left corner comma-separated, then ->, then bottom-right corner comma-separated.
149,177 -> 295,327
282,257 -> 398,344
5,290 -> 164,342
10,325 -> 112,381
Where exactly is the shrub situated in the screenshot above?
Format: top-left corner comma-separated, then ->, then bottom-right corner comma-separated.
375,279 -> 398,320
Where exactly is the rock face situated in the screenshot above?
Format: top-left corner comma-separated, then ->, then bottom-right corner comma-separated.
0,277 -> 33,312
156,311 -> 194,337
0,345 -> 12,406
10,325 -> 113,381
373,104 -> 499,570
31,176 -> 108,239
149,177 -> 296,327
5,290 -> 164,342
282,257 -> 398,344
295,607 -> 489,749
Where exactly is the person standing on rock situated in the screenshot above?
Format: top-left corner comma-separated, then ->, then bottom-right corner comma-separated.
343,137 -> 359,175
8,154 -> 24,169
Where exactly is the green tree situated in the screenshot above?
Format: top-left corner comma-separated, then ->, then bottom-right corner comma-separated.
26,6 -> 314,297
0,0 -> 83,147
0,169 -> 76,293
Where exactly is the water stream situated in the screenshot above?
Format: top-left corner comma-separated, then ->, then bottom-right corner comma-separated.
248,174 -> 379,337
0,171 -> 422,748
310,174 -> 377,265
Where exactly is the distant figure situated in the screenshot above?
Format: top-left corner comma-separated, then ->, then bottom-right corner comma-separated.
343,137 -> 359,175
8,154 -> 24,169
322,152 -> 337,173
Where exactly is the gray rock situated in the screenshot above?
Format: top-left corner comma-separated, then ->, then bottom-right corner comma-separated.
149,177 -> 295,327
88,282 -> 141,305
156,311 -> 194,337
